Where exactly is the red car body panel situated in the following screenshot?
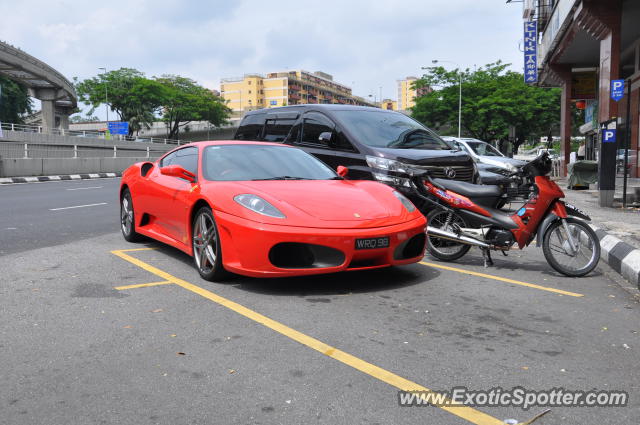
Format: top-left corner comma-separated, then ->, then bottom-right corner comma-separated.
120,141 -> 427,278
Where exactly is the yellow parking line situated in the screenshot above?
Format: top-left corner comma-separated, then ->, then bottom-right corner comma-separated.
116,247 -> 157,252
111,249 -> 503,425
419,261 -> 584,298
115,281 -> 172,290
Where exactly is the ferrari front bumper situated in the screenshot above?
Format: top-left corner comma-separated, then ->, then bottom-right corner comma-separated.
214,211 -> 427,278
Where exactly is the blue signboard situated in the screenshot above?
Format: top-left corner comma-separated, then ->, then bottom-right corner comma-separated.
270,100 -> 277,105
523,21 -> 538,84
611,79 -> 625,101
603,129 -> 616,143
107,121 -> 129,135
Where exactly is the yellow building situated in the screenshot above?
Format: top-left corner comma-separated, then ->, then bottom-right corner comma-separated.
380,98 -> 398,111
220,70 -> 376,113
397,77 -> 418,111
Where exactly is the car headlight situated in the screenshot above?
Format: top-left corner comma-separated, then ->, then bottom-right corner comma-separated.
234,194 -> 286,218
366,156 -> 413,187
392,190 -> 416,212
366,155 -> 411,173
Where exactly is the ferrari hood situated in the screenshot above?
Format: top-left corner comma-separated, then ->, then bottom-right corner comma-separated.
236,180 -> 390,221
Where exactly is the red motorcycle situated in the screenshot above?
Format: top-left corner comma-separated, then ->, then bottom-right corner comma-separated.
412,152 -> 601,277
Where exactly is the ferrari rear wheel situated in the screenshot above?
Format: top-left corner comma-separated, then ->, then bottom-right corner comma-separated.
192,206 -> 228,281
120,188 -> 143,242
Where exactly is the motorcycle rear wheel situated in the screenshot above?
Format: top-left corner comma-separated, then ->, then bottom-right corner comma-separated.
426,209 -> 471,261
542,217 -> 600,277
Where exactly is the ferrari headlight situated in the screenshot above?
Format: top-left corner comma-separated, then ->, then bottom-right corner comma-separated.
234,194 -> 286,218
392,190 -> 416,212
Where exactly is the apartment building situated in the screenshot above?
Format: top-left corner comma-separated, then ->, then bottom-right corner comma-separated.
220,70 -> 375,113
380,99 -> 398,111
397,77 -> 418,111
397,77 -> 431,111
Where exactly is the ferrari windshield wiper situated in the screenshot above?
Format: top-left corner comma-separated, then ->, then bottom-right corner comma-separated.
252,176 -> 309,180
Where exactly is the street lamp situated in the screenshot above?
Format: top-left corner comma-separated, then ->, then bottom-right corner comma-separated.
98,67 -> 109,124
428,60 -> 462,138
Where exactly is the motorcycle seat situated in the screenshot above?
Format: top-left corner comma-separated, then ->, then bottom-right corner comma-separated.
431,178 -> 503,207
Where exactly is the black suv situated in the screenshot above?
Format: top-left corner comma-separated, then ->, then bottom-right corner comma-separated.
234,104 -> 476,202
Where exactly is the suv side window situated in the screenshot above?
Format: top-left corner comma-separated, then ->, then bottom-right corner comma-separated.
263,119 -> 295,142
335,132 -> 356,152
161,146 -> 198,177
235,114 -> 265,140
285,122 -> 301,143
300,112 -> 335,147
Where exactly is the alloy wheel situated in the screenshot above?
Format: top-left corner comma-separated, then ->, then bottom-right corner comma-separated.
193,212 -> 218,273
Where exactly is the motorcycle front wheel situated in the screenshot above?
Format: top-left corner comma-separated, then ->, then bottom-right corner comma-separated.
426,209 -> 471,261
542,217 -> 600,277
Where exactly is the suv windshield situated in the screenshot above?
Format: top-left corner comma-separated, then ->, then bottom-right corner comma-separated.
202,144 -> 338,181
333,110 -> 453,150
466,141 -> 503,157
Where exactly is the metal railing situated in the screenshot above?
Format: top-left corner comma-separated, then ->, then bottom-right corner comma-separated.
0,122 -> 183,145
0,140 -> 171,159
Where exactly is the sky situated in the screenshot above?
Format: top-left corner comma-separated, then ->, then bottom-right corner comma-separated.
0,0 -> 525,120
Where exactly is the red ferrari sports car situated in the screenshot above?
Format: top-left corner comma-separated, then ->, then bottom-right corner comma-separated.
119,141 -> 427,280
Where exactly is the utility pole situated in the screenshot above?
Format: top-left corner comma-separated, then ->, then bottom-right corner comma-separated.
98,67 -> 109,123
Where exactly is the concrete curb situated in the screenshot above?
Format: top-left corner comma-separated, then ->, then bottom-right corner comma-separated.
0,172 -> 121,184
591,224 -> 640,288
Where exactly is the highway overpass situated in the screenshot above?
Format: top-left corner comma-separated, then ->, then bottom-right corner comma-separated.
0,40 -> 77,130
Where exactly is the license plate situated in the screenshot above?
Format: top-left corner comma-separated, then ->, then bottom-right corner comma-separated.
355,236 -> 390,250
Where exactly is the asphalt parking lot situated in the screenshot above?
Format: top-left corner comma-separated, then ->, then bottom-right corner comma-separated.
1,178 -> 639,424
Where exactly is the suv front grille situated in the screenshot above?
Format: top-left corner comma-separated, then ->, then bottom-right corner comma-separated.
414,165 -> 474,182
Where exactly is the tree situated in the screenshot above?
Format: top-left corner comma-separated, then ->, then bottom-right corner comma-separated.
155,75 -> 230,139
70,115 -> 100,123
0,76 -> 33,123
75,68 -> 164,136
411,61 -> 562,154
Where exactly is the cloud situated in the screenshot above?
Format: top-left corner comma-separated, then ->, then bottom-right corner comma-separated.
0,0 -> 524,116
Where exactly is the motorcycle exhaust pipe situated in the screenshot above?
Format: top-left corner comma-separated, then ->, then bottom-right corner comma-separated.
427,226 -> 491,248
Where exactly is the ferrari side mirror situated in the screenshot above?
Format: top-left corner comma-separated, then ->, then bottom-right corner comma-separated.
336,165 -> 348,178
160,165 -> 196,183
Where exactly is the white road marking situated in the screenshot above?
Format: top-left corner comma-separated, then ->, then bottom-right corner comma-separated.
66,186 -> 103,191
49,202 -> 107,211
0,177 -> 119,186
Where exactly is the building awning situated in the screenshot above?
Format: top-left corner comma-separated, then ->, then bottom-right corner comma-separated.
579,122 -> 595,134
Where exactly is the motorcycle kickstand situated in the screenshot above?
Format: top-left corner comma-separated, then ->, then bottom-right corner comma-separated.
481,248 -> 494,267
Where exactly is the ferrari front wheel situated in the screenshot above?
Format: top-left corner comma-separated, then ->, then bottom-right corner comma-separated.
192,206 -> 228,281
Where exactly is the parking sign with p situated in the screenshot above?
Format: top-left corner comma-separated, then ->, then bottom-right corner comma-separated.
611,79 -> 625,101
603,129 -> 616,143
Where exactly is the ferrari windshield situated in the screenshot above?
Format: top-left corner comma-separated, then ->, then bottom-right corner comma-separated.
202,144 -> 338,181
333,110 -> 452,150
466,141 -> 503,157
